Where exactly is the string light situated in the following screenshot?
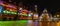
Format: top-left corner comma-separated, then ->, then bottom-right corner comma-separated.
7,11 -> 10,13
3,11 -> 6,13
3,10 -> 17,14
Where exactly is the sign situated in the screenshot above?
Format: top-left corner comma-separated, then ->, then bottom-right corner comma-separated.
3,10 -> 17,14
0,6 -> 2,14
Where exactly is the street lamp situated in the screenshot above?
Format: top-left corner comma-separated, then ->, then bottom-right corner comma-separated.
57,15 -> 60,17
35,5 -> 37,13
19,7 -> 22,10
54,14 -> 60,18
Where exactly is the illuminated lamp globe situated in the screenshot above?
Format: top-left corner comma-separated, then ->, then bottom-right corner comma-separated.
28,14 -> 31,16
19,8 -> 22,10
57,15 -> 60,17
10,9 -> 13,11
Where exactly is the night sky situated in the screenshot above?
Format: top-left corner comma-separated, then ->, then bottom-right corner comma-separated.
2,0 -> 60,16
22,0 -> 60,16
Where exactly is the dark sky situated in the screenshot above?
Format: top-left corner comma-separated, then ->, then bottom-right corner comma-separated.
22,0 -> 60,16
2,0 -> 60,16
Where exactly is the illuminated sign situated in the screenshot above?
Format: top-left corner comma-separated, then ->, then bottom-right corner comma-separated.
3,10 -> 17,14
0,6 -> 2,14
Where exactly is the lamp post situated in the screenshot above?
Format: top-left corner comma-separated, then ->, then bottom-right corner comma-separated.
33,5 -> 38,26
35,5 -> 37,13
34,5 -> 38,20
